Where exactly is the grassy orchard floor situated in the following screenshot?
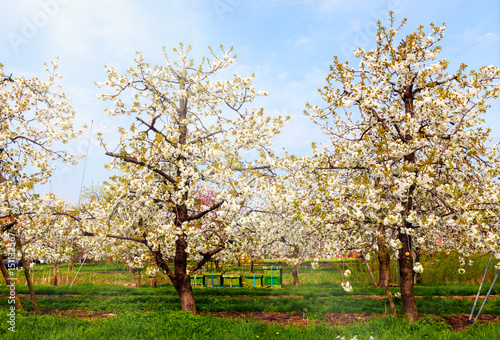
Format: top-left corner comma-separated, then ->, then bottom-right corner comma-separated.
1,254 -> 500,339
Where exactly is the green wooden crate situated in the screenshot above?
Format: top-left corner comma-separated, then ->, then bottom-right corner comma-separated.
243,274 -> 262,287
263,266 -> 282,288
203,273 -> 222,287
189,275 -> 204,287
222,274 -> 242,287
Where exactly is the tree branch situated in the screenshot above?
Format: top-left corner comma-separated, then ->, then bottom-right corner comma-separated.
105,234 -> 147,244
189,245 -> 225,272
1,220 -> 16,233
186,200 -> 225,222
105,152 -> 176,184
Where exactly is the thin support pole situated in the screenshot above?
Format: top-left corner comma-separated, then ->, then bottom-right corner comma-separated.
474,268 -> 500,325
70,245 -> 92,287
467,252 -> 494,325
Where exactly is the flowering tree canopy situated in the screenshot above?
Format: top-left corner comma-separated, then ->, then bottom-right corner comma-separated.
1,60 -> 82,233
0,61 -> 83,313
84,44 -> 287,312
306,14 -> 500,320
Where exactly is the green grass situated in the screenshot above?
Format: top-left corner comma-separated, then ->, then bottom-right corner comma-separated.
0,311 -> 499,340
2,254 -> 500,338
2,287 -> 499,316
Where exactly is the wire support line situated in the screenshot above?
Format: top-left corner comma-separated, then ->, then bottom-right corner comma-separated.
77,120 -> 93,207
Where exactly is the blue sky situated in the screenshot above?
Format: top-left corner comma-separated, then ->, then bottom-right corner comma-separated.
1,0 -> 499,203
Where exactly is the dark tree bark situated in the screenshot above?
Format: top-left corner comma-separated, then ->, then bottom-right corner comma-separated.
397,85 -> 418,322
292,264 -> 300,286
398,229 -> 417,321
53,263 -> 58,286
292,247 -> 300,286
0,256 -> 23,311
171,235 -> 195,313
377,226 -> 392,288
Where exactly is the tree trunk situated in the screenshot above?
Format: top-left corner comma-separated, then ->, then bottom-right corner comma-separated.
133,268 -> 141,288
377,226 -> 392,287
384,283 -> 397,316
171,235 -> 196,313
250,259 -> 254,273
150,273 -> 157,288
398,84 -> 418,322
53,263 -> 58,286
398,230 -> 417,321
16,237 -> 41,315
0,256 -> 23,311
378,248 -> 392,288
377,248 -> 392,288
292,264 -> 300,285
174,272 -> 196,313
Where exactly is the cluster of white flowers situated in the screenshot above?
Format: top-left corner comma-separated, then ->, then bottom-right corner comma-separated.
413,262 -> 424,274
303,14 -> 500,318
0,61 -> 85,265
341,281 -> 353,292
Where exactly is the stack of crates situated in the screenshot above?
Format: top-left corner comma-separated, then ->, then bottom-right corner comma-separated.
263,265 -> 282,288
190,266 -> 283,289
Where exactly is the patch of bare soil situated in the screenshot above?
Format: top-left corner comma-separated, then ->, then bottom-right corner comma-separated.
204,311 -> 312,327
194,294 -> 304,299
207,311 -> 500,331
440,314 -> 500,331
206,312 -> 381,328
